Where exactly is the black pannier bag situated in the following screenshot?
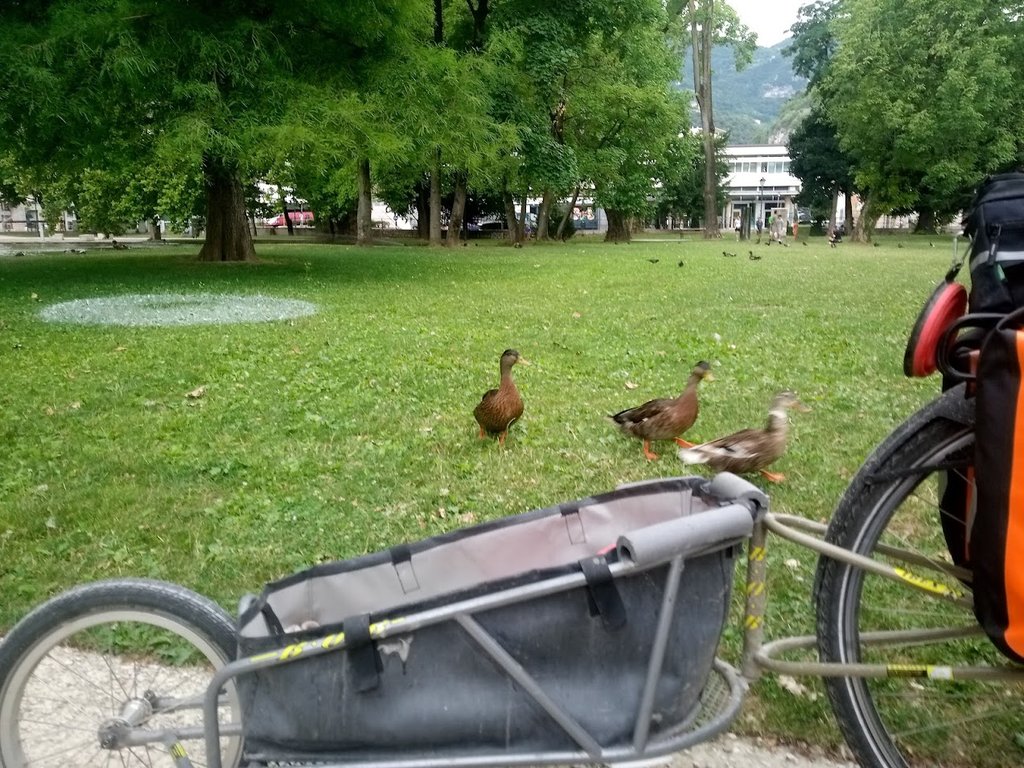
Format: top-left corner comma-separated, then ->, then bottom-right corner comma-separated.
235,477 -> 744,762
963,172 -> 1024,314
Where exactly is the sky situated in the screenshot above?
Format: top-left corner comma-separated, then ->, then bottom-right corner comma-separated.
727,0 -> 806,47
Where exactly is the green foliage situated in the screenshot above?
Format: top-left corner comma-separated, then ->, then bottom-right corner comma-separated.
653,130 -> 724,225
0,154 -> 26,205
826,0 -> 1024,215
783,0 -> 839,87
0,0 -> 429,237
566,17 -> 683,217
0,0 -> 721,245
787,104 -> 854,210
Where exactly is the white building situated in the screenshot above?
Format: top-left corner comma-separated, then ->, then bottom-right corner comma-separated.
0,197 -> 76,234
722,144 -> 801,233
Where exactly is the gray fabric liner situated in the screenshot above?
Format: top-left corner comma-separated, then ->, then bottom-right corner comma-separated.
238,555 -> 735,757
240,481 -> 707,638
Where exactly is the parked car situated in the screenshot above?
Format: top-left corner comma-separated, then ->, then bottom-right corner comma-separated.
265,211 -> 314,227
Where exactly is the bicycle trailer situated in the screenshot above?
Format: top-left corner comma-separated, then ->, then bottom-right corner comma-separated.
227,473 -> 766,767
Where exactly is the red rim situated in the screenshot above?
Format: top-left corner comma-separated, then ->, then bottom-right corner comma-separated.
904,282 -> 968,377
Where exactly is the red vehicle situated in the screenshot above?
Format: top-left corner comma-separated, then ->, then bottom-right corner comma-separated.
265,210 -> 314,227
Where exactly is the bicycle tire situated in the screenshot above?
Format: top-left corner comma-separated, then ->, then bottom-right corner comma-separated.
815,385 -> 1024,767
0,578 -> 244,768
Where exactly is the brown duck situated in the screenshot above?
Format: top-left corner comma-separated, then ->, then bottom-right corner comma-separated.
609,360 -> 713,461
677,390 -> 810,482
474,349 -> 527,445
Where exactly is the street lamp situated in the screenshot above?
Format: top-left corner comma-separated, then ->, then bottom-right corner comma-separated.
758,177 -> 766,235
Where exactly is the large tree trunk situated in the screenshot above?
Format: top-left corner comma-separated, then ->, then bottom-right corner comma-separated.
466,0 -> 489,48
334,208 -> 358,237
502,180 -> 522,243
604,209 -> 631,243
416,181 -> 430,239
914,207 -> 938,234
844,189 -> 854,233
536,188 -> 554,240
828,186 -> 840,237
429,149 -> 443,246
690,0 -> 720,239
853,193 -> 876,243
279,190 -> 294,236
556,185 -> 581,240
198,157 -> 256,262
518,191 -> 529,240
447,171 -> 467,247
356,157 -> 373,246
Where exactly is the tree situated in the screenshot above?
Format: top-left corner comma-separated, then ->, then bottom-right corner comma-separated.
669,0 -> 755,238
559,7 -> 686,243
825,0 -> 1024,236
654,131 -> 728,229
784,0 -> 839,89
787,105 -> 854,235
0,0 -> 424,260
782,1 -> 858,235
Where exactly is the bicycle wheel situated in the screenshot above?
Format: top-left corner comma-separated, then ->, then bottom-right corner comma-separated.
0,578 -> 243,768
816,386 -> 1024,768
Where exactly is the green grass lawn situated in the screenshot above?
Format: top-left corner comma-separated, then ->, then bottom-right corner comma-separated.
0,231 -> 956,752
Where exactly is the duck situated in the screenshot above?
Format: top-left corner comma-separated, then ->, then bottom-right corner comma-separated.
474,349 -> 527,445
677,390 -> 809,483
609,360 -> 713,461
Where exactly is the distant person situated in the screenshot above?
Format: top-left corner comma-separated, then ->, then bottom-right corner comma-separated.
755,218 -> 763,236
829,225 -> 842,247
792,218 -> 799,239
767,213 -> 787,245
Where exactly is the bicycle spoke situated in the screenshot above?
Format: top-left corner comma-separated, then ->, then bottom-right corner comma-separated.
818,404 -> 1024,767
0,580 -> 243,768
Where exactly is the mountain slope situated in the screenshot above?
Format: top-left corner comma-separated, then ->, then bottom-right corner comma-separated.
678,39 -> 808,144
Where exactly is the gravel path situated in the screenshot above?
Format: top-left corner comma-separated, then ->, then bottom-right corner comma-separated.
670,733 -> 855,768
7,641 -> 856,768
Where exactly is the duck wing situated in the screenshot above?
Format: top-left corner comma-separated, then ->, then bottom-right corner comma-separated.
474,385 -> 523,434
678,428 -> 772,473
477,387 -> 499,406
610,397 -> 673,426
